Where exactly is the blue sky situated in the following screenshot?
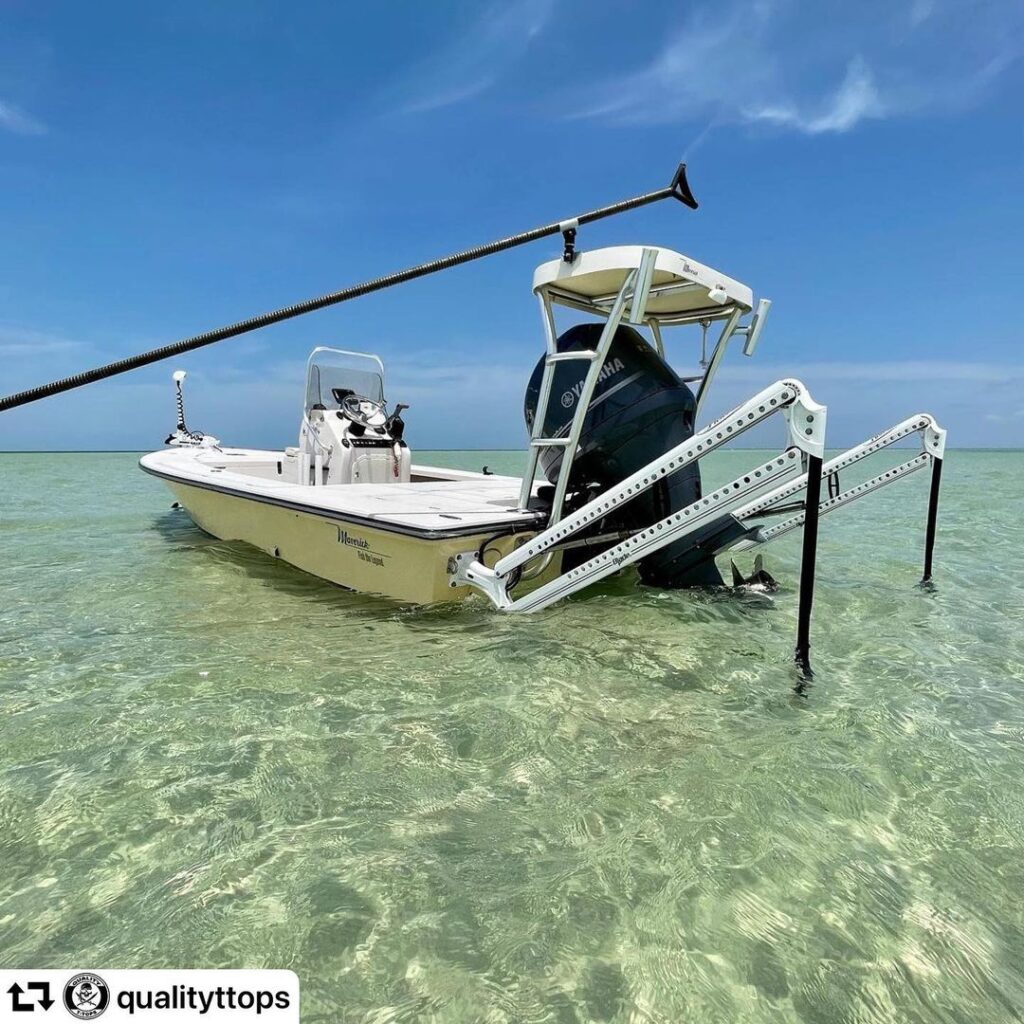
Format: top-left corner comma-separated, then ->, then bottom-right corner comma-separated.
1,0 -> 1022,451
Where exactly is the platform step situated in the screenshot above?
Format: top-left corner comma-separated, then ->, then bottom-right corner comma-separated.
530,437 -> 573,448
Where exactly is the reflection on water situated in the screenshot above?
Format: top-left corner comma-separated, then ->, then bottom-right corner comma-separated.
2,450 -> 1024,1022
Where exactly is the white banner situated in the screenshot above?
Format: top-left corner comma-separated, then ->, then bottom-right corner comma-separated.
0,970 -> 299,1022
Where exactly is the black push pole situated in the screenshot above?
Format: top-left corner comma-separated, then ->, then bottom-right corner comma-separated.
921,457 -> 943,584
0,165 -> 698,413
794,454 -> 824,678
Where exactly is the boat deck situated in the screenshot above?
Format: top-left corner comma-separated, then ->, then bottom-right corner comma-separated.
140,447 -> 545,538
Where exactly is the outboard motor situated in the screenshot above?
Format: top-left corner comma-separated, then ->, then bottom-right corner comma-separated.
524,323 -> 728,587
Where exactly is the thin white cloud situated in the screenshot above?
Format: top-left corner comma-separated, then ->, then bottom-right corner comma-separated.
564,0 -> 1021,135
745,57 -> 884,134
0,99 -> 46,135
567,3 -> 775,125
6,342 -> 1024,448
700,359 -> 1024,446
985,408 -> 1024,423
382,0 -> 554,115
0,324 -> 87,358
715,360 -> 1024,384
909,0 -> 936,27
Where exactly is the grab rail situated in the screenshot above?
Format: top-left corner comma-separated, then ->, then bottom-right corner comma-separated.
299,415 -> 333,486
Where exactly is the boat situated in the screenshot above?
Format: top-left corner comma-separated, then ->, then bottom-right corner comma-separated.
139,349 -> 556,605
3,165 -> 946,673
140,241 -> 946,650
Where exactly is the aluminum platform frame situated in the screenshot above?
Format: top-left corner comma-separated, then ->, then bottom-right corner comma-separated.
449,243 -> 947,676
731,414 -> 947,550
451,377 -> 827,613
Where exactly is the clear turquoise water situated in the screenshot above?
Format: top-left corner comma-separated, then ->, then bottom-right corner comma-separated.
2,449 -> 1024,1022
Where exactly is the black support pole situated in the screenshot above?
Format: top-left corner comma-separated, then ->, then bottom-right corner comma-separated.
794,453 -> 824,679
921,457 -> 943,584
0,164 -> 698,413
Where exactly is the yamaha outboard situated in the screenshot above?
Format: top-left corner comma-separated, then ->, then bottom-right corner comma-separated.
524,323 -> 738,587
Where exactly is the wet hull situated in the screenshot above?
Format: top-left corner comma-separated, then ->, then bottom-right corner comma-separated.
158,478 -> 558,605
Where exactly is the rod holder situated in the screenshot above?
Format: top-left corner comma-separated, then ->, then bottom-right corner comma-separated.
562,226 -> 578,263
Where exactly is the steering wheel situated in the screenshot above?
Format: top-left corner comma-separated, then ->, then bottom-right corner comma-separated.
341,393 -> 388,429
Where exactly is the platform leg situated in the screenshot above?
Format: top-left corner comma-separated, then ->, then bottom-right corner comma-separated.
921,457 -> 943,585
794,454 -> 823,679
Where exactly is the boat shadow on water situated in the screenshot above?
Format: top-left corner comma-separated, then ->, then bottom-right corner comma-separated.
151,504 -> 794,613
148,507 -> 393,615
149,506 -> 820,699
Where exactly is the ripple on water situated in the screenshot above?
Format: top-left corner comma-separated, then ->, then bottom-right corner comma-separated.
2,450 -> 1024,1020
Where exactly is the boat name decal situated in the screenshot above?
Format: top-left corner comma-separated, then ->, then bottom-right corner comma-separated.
337,528 -> 370,549
337,527 -> 388,567
561,357 -> 625,409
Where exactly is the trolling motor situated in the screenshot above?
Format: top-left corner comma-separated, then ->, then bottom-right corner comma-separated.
165,370 -> 218,447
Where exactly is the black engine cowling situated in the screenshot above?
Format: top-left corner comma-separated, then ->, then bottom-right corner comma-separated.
524,323 -> 729,587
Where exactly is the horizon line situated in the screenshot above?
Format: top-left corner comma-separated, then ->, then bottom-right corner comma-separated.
2,447 -> 1022,455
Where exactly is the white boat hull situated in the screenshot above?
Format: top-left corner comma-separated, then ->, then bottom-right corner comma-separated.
140,447 -> 560,605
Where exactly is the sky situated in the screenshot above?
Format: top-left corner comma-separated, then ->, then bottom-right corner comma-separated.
1,0 -> 1022,451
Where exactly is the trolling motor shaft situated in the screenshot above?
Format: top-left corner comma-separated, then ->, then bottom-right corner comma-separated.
164,369 -> 217,447
0,165 -> 698,413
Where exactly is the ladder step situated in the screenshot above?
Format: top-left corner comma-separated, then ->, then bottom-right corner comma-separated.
546,351 -> 597,363
531,438 -> 573,447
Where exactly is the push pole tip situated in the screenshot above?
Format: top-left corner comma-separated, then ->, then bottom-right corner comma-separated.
670,163 -> 699,209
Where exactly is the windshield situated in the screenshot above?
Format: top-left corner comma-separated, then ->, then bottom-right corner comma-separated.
304,348 -> 385,413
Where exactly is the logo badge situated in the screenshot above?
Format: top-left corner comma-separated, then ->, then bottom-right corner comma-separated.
63,974 -> 109,1020
560,390 -> 574,409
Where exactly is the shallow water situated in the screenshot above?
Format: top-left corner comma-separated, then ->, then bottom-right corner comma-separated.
2,449 -> 1024,1022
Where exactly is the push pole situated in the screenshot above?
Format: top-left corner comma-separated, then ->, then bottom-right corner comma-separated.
921,457 -> 943,584
0,165 -> 698,413
794,454 -> 824,679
